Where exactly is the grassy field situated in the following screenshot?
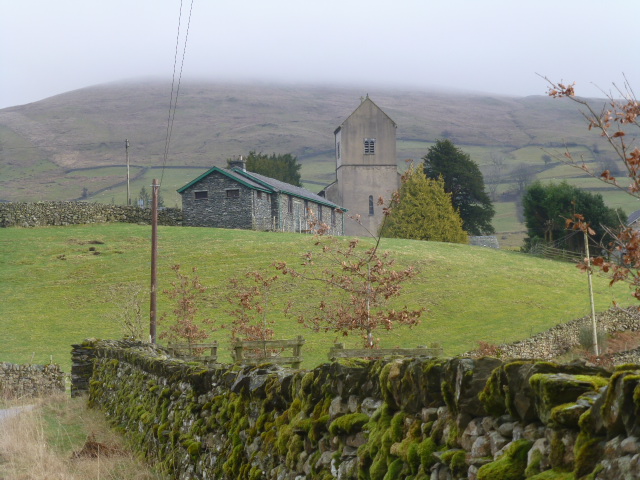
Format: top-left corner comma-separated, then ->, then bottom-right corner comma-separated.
1,223 -> 634,373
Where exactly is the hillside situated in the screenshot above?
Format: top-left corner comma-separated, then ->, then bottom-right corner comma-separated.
0,223 -> 632,373
0,81 -> 630,245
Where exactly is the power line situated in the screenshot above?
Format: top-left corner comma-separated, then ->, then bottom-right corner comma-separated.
161,0 -> 195,189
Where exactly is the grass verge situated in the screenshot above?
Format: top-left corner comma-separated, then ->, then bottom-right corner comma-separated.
0,394 -> 164,479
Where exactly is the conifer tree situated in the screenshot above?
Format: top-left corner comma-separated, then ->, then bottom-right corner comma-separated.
238,151 -> 302,186
381,165 -> 467,243
423,139 -> 495,235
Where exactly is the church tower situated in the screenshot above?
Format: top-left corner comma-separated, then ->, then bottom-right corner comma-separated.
323,96 -> 400,236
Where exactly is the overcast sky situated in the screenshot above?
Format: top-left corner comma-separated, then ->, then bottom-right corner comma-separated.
1,0 -> 638,109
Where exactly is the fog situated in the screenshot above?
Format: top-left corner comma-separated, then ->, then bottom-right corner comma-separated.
1,0 -> 638,109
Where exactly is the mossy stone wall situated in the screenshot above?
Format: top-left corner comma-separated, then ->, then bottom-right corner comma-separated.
76,339 -> 640,480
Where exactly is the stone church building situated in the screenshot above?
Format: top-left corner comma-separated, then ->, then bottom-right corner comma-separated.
321,96 -> 401,236
178,96 -> 400,237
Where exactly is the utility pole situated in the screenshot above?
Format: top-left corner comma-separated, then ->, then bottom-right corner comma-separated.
150,179 -> 159,344
125,139 -> 130,206
584,229 -> 599,356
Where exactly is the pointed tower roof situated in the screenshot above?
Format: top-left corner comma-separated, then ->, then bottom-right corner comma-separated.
334,95 -> 397,135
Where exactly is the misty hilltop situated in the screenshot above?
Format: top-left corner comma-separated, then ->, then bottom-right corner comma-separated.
0,80 -> 616,238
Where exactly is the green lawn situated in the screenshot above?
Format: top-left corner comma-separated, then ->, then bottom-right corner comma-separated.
0,224 -> 633,373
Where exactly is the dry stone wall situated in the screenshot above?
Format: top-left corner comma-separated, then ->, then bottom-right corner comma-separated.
466,306 -> 640,363
74,339 -> 640,479
0,201 -> 182,227
0,362 -> 66,398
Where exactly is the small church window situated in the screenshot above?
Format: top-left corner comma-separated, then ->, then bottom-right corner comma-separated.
337,141 -> 341,159
194,191 -> 208,200
257,191 -> 262,199
331,209 -> 336,226
226,189 -> 240,199
288,195 -> 293,213
364,138 -> 376,154
369,195 -> 374,216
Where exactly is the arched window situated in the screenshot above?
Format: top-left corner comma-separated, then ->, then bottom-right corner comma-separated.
369,195 -> 374,216
364,138 -> 376,154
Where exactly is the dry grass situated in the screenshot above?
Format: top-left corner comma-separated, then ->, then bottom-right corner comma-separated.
0,394 -> 164,480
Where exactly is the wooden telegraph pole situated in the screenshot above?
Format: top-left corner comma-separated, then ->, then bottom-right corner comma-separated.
150,179 -> 159,343
126,139 -> 130,206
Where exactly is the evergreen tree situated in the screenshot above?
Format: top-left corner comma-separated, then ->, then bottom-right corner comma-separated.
239,151 -> 302,186
522,180 -> 625,251
381,165 -> 467,243
423,139 -> 495,235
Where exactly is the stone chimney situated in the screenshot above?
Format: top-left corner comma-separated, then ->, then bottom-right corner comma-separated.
228,155 -> 246,172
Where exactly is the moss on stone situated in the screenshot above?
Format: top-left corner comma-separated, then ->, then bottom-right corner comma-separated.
476,439 -> 532,480
248,466 -> 263,480
310,414 -> 329,444
525,446 -> 543,477
407,442 -> 420,475
329,412 -> 369,436
187,441 -> 202,457
441,380 -> 455,411
285,434 -> 304,469
549,431 -> 566,470
526,469 -> 575,480
370,450 -> 390,480
549,402 -> 588,428
445,420 -> 459,448
531,373 -> 608,425
417,437 -> 438,471
613,364 -> 640,373
480,366 -> 507,417
389,411 -> 406,443
301,371 -> 315,392
573,432 -> 604,479
382,458 -> 405,480
449,450 -> 467,477
379,362 -> 396,408
222,443 -> 244,478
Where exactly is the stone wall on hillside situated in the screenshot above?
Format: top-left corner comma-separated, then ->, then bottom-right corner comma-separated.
466,306 -> 640,362
0,201 -> 182,227
74,338 -> 640,480
0,362 -> 66,398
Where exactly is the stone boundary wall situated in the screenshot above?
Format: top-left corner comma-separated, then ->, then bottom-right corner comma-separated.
0,362 -> 66,398
467,306 -> 640,362
0,202 -> 182,228
74,339 -> 640,479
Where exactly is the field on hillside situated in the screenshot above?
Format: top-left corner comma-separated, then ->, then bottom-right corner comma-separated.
1,224 -> 634,374
2,81 -> 634,249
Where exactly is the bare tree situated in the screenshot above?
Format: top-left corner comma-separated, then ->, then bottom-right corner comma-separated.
543,76 -> 640,298
159,265 -> 216,354
512,163 -> 536,195
105,283 -> 146,340
485,152 -> 506,202
276,207 -> 424,348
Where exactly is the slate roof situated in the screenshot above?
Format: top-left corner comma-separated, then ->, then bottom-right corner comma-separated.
177,166 -> 346,211
628,209 -> 640,226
